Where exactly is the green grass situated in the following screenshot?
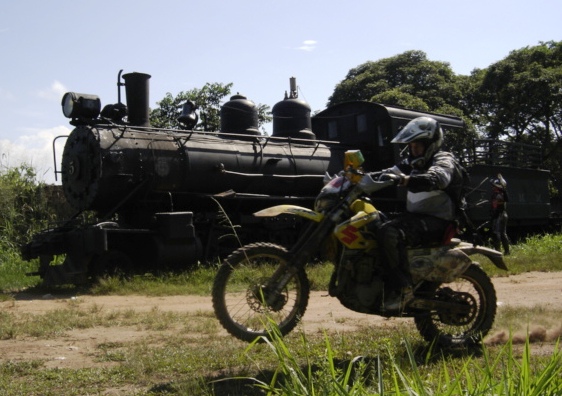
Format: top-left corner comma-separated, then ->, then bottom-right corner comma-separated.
0,307 -> 559,395
4,232 -> 560,297
0,250 -> 41,294
241,320 -> 562,395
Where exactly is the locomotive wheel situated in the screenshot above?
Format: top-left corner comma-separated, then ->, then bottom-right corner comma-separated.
212,242 -> 310,343
414,264 -> 497,347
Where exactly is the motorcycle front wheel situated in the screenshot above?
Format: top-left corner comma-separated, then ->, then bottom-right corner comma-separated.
212,242 -> 310,343
414,264 -> 497,347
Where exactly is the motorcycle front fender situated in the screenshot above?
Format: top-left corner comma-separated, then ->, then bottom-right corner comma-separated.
253,205 -> 325,223
456,242 -> 508,270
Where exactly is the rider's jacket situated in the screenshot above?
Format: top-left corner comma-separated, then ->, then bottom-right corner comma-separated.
387,151 -> 465,221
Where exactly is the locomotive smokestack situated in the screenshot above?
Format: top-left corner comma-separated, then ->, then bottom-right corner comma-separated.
123,72 -> 151,127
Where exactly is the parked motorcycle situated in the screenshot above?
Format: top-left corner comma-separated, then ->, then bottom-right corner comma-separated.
212,150 -> 507,346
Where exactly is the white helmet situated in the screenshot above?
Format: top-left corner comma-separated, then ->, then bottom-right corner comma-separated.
391,116 -> 443,168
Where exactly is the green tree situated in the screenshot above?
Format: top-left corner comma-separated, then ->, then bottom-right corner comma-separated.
150,82 -> 272,132
150,82 -> 233,131
328,50 -> 463,113
0,165 -> 55,250
473,41 -> 562,142
471,41 -> 562,195
370,89 -> 430,111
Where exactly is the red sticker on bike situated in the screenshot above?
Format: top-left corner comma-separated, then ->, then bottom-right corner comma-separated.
340,225 -> 359,244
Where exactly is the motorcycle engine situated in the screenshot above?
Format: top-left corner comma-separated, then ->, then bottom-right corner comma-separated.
329,249 -> 385,313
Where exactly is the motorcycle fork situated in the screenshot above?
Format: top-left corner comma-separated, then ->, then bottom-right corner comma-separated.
265,215 -> 339,297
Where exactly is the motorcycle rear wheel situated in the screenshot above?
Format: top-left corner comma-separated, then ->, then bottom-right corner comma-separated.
414,264 -> 497,347
212,242 -> 310,343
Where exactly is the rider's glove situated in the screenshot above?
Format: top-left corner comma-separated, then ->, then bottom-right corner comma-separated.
379,172 -> 403,185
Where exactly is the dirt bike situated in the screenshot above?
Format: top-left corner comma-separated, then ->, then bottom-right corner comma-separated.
212,150 -> 508,346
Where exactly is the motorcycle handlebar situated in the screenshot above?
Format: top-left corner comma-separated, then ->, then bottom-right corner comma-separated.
356,174 -> 395,194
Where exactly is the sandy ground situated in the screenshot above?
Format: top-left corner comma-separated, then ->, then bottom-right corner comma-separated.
0,271 -> 561,370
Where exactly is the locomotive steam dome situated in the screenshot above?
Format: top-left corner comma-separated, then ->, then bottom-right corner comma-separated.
272,96 -> 316,141
220,94 -> 260,136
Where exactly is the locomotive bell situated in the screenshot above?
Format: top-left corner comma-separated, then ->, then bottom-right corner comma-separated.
178,100 -> 199,130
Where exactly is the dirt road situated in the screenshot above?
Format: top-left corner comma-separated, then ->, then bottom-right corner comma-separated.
1,271 -> 561,369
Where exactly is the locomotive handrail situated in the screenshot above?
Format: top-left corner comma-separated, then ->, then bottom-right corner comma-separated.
96,123 -> 345,147
221,170 -> 325,179
52,135 -> 69,182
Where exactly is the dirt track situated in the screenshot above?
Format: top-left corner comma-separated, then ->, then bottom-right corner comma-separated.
1,271 -> 561,369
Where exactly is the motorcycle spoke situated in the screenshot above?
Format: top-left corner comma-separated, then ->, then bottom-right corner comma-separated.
212,243 -> 310,342
414,264 -> 497,346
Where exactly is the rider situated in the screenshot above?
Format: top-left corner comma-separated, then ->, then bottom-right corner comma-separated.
364,116 -> 467,311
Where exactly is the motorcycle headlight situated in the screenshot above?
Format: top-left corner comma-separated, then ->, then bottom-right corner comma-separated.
314,176 -> 351,212
314,193 -> 340,212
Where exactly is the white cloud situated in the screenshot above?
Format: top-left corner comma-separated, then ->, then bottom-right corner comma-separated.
0,125 -> 70,184
36,80 -> 68,102
297,40 -> 317,52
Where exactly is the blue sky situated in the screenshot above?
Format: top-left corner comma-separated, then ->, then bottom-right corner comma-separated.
1,0 -> 560,184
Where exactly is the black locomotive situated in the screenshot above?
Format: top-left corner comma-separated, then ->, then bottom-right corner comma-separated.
21,71 -> 559,285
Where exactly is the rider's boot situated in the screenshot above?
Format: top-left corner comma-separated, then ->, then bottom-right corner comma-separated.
382,285 -> 414,312
382,286 -> 414,311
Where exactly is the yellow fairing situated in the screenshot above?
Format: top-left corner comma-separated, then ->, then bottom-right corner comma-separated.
334,200 -> 379,249
350,199 -> 377,214
253,205 -> 325,222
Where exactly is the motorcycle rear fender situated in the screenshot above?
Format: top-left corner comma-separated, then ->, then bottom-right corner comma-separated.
253,205 -> 324,223
410,247 -> 473,283
456,241 -> 508,270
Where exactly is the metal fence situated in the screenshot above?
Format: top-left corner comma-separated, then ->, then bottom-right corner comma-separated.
462,139 -> 543,169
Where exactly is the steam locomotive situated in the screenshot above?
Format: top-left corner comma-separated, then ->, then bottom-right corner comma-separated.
21,71 -> 559,285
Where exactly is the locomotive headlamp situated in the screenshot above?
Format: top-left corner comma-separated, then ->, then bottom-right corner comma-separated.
61,92 -> 101,119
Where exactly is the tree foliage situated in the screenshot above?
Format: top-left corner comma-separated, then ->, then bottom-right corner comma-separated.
328,50 -> 463,114
328,50 -> 477,155
150,82 -> 234,131
0,165 -> 57,250
149,82 -> 272,132
470,41 -> 562,189
472,41 -> 562,142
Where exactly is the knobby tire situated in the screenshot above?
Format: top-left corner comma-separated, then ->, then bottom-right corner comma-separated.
414,264 -> 497,346
212,242 -> 310,343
